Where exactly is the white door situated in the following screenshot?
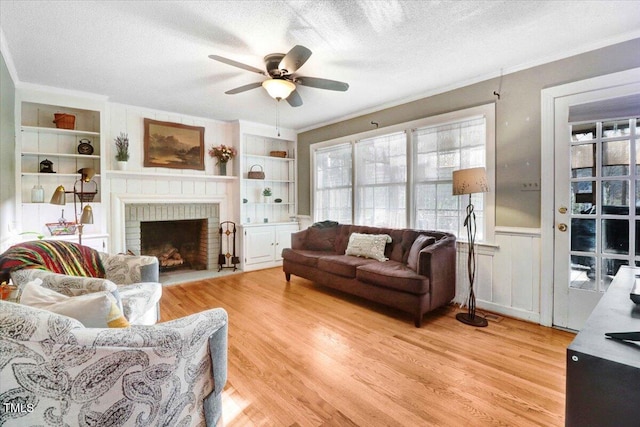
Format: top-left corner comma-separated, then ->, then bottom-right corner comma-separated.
553,92 -> 640,330
274,224 -> 299,261
244,226 -> 275,266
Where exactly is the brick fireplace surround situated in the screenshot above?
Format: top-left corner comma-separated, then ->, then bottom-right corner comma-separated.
124,203 -> 220,271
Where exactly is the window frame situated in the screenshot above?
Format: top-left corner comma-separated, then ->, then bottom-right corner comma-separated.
310,103 -> 496,243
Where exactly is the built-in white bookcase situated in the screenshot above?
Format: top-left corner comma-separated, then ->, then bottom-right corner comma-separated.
16,90 -> 108,251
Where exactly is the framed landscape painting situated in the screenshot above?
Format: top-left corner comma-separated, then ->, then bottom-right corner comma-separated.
143,118 -> 205,170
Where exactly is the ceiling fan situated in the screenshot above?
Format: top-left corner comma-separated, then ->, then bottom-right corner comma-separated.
209,45 -> 349,107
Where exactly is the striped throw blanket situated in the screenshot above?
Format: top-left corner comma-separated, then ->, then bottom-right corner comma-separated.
0,240 -> 105,278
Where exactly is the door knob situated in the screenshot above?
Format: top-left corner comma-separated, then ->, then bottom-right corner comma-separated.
558,223 -> 568,232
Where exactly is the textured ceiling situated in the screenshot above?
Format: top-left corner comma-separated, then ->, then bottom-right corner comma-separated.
1,0 -> 639,131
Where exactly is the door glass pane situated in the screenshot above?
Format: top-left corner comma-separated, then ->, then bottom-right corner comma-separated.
636,220 -> 640,255
571,123 -> 596,142
602,180 -> 629,215
570,255 -> 596,290
571,218 -> 595,252
571,144 -> 595,177
636,139 -> 640,175
571,181 -> 595,214
602,140 -> 629,177
602,219 -> 629,255
602,120 -> 630,137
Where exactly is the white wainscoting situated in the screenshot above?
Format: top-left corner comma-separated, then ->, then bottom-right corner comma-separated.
457,227 -> 542,323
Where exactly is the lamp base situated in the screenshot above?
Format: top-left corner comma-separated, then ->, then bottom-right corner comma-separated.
456,312 -> 488,327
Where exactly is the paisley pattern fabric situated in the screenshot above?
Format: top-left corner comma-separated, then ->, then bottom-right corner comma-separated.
117,283 -> 163,325
99,253 -> 159,284
6,243 -> 162,326
0,300 -> 228,427
11,269 -> 118,297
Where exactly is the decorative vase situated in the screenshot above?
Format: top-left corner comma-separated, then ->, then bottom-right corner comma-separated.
219,162 -> 227,176
116,161 -> 128,171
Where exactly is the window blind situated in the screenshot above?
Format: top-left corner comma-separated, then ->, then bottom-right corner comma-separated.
354,131 -> 407,228
314,143 -> 353,224
412,117 -> 486,239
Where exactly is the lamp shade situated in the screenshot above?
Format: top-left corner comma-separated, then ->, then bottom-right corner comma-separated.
50,185 -> 66,205
262,79 -> 296,100
452,167 -> 489,195
80,205 -> 94,224
78,168 -> 96,182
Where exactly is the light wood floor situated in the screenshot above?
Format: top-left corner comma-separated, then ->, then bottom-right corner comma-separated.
159,267 -> 575,427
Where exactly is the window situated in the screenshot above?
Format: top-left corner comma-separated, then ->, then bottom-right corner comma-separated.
355,132 -> 407,228
413,117 -> 487,239
314,143 -> 352,224
311,104 -> 495,241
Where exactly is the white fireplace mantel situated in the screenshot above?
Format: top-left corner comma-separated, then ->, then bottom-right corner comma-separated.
106,170 -> 237,182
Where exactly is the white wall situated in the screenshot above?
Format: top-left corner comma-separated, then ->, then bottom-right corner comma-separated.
105,103 -> 237,253
458,227 -> 542,323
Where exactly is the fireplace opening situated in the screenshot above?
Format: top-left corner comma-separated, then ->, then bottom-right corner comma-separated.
141,219 -> 208,271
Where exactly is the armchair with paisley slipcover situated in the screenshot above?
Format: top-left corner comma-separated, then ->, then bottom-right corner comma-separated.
0,240 -> 162,325
0,300 -> 228,426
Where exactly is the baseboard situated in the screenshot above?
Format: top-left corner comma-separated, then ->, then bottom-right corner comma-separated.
477,300 -> 541,324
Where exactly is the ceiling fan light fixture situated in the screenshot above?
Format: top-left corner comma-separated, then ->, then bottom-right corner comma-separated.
262,79 -> 296,100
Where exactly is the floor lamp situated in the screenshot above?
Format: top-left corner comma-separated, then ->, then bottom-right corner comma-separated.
50,168 -> 95,245
452,167 -> 489,327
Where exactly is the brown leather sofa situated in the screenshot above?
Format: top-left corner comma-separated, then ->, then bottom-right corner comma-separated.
282,223 -> 456,327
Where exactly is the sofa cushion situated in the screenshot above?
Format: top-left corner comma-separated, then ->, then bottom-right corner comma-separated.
317,255 -> 378,278
407,235 -> 437,271
345,233 -> 392,261
20,279 -> 130,328
282,248 -> 332,267
306,226 -> 339,251
356,261 -> 430,294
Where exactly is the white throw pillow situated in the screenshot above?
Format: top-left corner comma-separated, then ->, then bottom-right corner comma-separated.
19,279 -> 129,328
345,233 -> 392,261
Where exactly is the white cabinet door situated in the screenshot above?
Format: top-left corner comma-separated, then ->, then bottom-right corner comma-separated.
274,224 -> 299,261
244,226 -> 276,265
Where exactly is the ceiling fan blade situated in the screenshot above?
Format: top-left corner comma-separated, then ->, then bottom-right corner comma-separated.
225,82 -> 263,94
295,76 -> 349,92
286,90 -> 303,107
209,55 -> 266,75
279,45 -> 312,74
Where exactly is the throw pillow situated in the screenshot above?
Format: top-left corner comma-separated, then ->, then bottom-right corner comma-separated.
407,235 -> 436,271
345,233 -> 392,261
306,226 -> 339,251
19,279 -> 130,328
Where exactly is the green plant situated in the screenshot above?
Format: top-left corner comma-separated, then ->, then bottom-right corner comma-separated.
262,187 -> 272,197
114,132 -> 130,161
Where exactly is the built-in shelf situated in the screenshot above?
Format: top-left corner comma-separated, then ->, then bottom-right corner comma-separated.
21,172 -> 102,178
244,153 -> 295,161
242,221 -> 298,228
243,202 -> 294,205
22,152 -> 100,160
22,125 -> 100,137
105,170 -> 237,181
246,179 -> 294,184
18,99 -> 106,249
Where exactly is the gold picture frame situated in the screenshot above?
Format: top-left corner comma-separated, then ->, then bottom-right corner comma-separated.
143,118 -> 205,170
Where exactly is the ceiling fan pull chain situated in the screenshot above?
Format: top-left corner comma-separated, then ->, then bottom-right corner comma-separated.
276,100 -> 281,137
